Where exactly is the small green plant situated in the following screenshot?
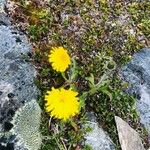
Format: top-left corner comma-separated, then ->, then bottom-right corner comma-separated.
38,47 -> 116,149
44,47 -> 116,121
83,144 -> 93,150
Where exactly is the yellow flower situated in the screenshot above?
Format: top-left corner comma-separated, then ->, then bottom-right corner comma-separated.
45,87 -> 80,120
48,47 -> 71,72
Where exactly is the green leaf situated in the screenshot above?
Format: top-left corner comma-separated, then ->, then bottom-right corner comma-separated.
85,73 -> 95,88
79,92 -> 88,109
70,58 -> 78,81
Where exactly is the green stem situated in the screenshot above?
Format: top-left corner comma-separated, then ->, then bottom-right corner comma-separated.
61,72 -> 68,81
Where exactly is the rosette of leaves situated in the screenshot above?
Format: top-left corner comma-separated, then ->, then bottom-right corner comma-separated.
10,99 -> 42,150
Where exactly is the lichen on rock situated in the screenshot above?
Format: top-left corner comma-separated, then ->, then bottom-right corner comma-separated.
122,48 -> 150,135
10,99 -> 42,150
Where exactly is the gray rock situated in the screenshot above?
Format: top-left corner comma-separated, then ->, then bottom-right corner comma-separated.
85,112 -> 115,150
0,13 -> 11,26
122,48 -> 150,135
0,0 -> 6,13
0,1 -> 40,149
0,25 -> 39,131
115,116 -> 145,150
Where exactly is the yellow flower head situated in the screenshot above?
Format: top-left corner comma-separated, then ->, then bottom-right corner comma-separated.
45,87 -> 80,121
48,47 -> 71,72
